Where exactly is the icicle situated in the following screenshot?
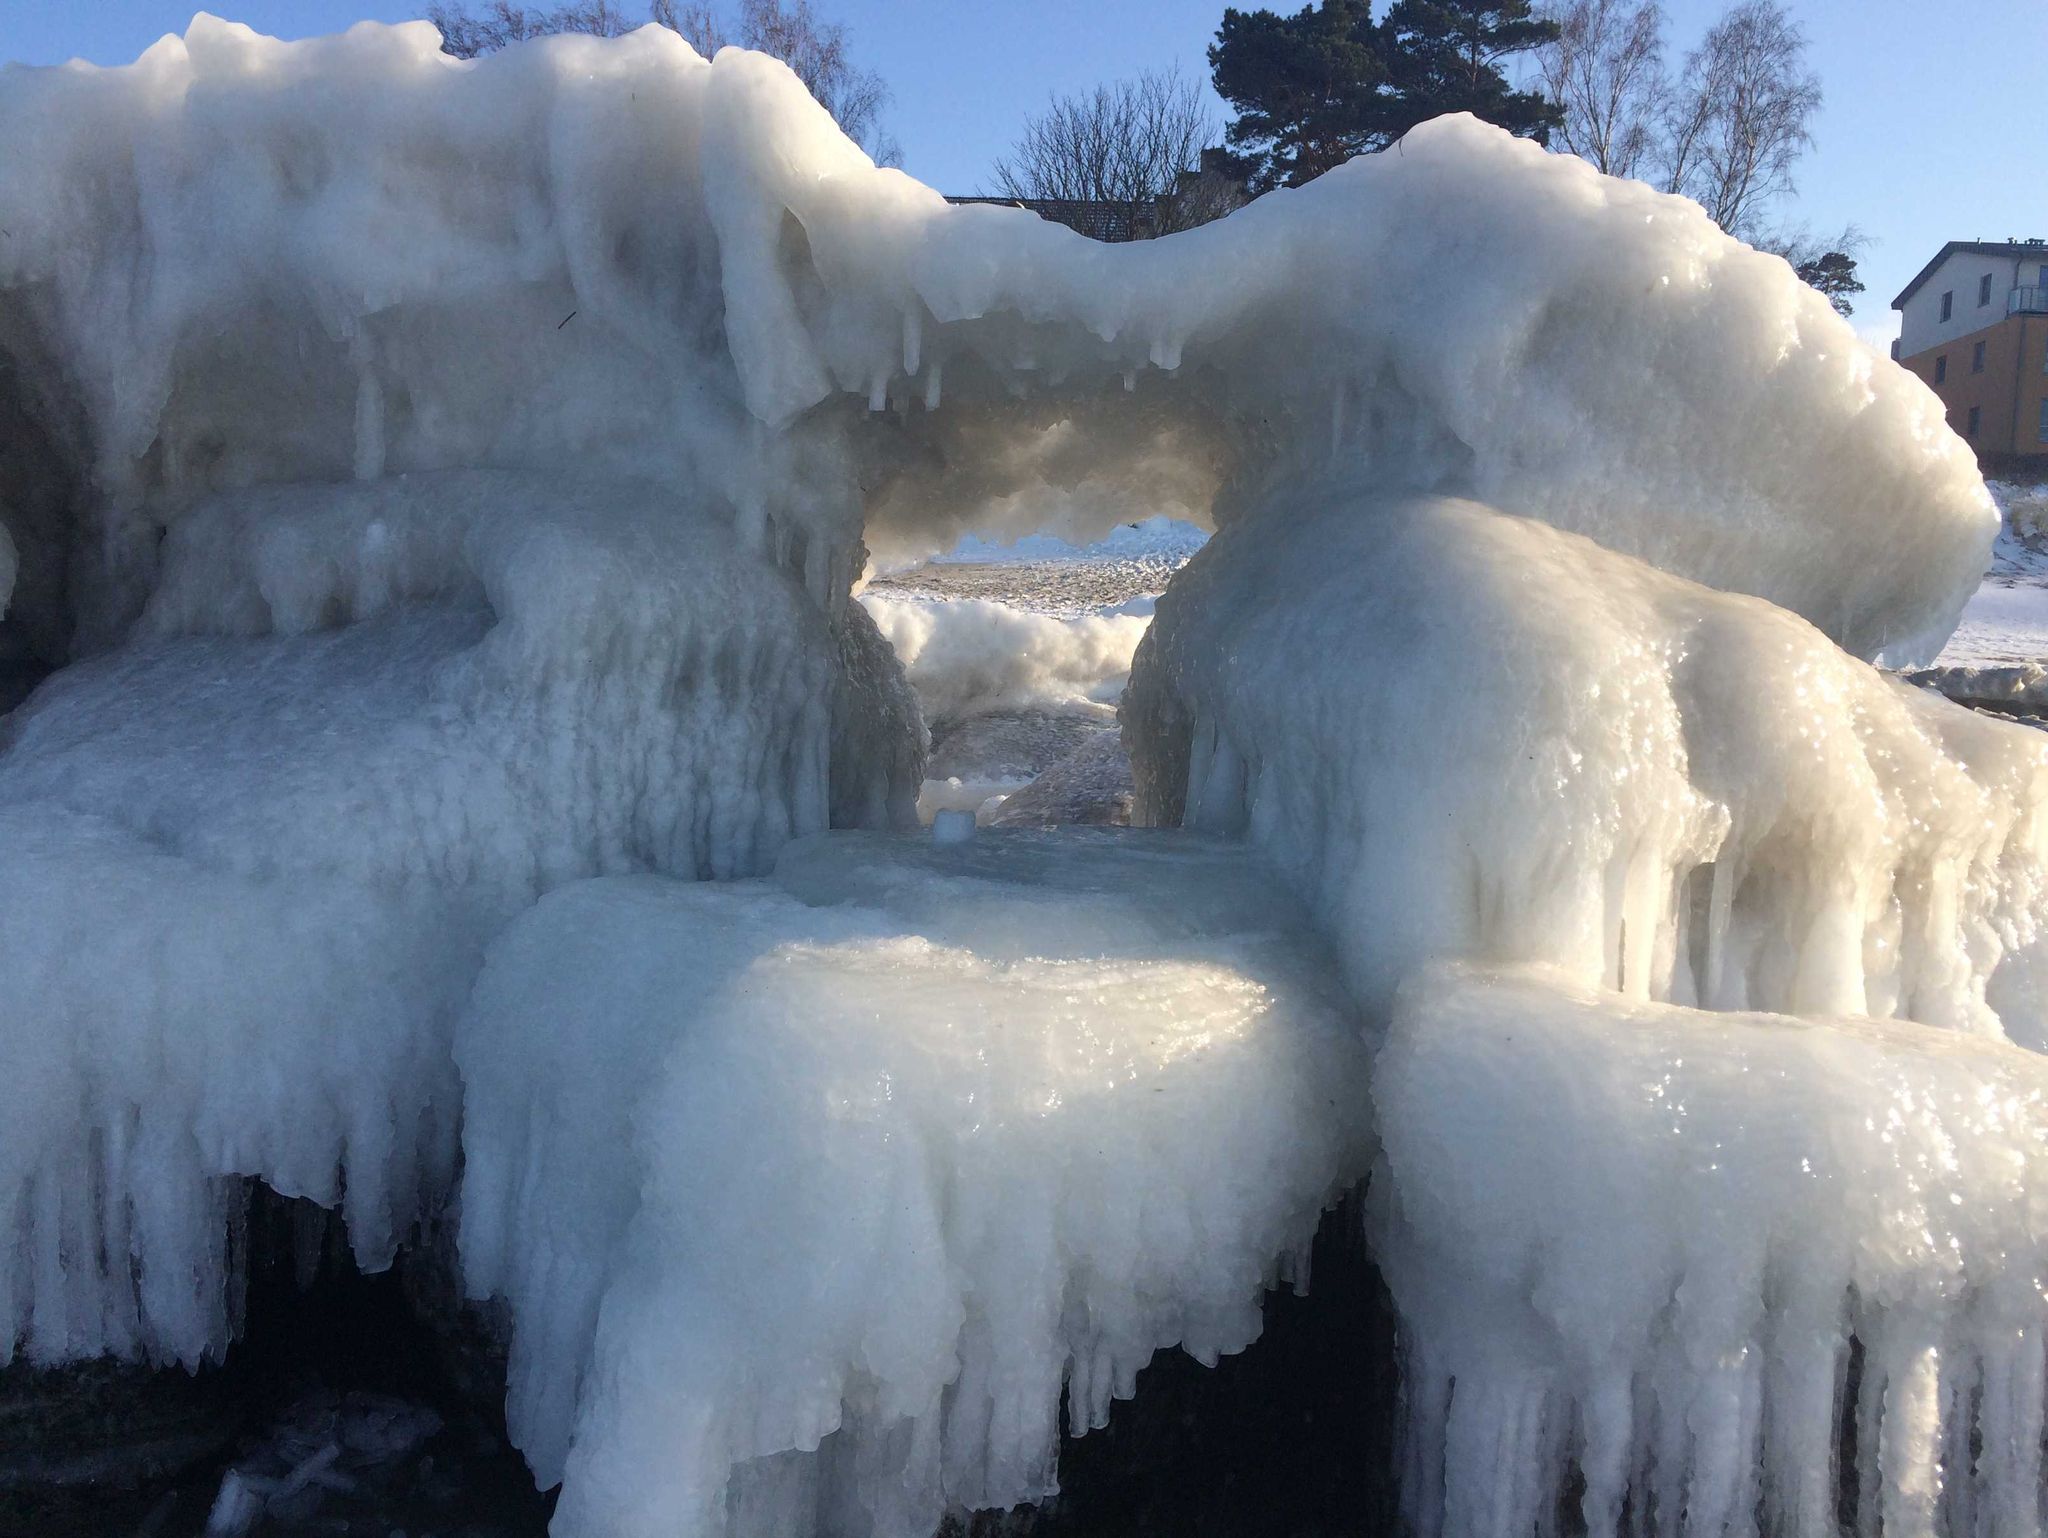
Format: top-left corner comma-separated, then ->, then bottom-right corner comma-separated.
923,362 -> 943,411
1147,333 -> 1183,370
352,361 -> 385,481
1878,1337 -> 1943,1538
901,306 -> 921,376
866,373 -> 887,412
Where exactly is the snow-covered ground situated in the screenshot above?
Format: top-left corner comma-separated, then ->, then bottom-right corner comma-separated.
862,519 -> 1208,826
1933,482 -> 2048,668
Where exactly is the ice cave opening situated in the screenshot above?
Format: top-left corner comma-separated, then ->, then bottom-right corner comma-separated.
3,15 -> 2044,1538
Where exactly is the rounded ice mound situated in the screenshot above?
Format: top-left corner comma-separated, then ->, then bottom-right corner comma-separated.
1125,490 -> 2048,1038
0,471 -> 890,891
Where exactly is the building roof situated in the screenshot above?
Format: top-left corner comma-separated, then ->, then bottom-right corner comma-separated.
1893,240 -> 2048,310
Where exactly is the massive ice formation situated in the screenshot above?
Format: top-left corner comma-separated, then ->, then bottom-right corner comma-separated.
0,14 -> 2029,1538
457,833 -> 1370,1536
1125,492 -> 2048,1531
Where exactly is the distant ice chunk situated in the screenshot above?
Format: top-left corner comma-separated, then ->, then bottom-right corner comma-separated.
456,831 -> 1371,1534
859,592 -> 1146,724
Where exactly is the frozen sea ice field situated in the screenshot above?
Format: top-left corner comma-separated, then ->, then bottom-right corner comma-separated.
1,15 -> 2045,1538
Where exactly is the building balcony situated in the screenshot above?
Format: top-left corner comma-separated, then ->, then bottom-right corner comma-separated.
2009,285 -> 2048,315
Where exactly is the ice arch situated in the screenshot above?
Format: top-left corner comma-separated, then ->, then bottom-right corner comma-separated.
0,15 -> 1991,661
0,17 -> 2034,1538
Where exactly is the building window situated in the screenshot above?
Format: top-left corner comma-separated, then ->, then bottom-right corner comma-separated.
1968,405 -> 1982,437
1942,290 -> 1955,321
1936,354 -> 1948,383
1974,340 -> 1988,372
2039,398 -> 2048,443
1981,273 -> 1995,306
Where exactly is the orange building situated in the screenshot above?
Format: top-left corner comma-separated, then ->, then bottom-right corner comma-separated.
1893,240 -> 2048,466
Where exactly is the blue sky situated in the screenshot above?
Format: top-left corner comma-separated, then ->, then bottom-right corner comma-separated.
3,0 -> 2040,335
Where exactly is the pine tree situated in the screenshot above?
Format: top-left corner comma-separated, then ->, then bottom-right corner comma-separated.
1373,1 -> 1562,143
1210,0 -> 1560,191
1209,0 -> 1392,190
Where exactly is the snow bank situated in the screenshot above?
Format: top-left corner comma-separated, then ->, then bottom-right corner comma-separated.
456,831 -> 1370,1533
1127,491 -> 2048,1039
0,19 -> 1991,660
859,592 -> 1145,723
1375,964 -> 2048,1538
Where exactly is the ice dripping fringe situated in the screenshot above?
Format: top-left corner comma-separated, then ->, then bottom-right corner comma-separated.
1369,967 -> 2048,1538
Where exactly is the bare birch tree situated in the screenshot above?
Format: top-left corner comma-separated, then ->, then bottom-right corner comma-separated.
1534,0 -> 1665,179
1659,0 -> 1820,236
990,69 -> 1241,241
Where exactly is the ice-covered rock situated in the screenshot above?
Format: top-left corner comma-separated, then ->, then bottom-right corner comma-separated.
456,831 -> 1371,1534
1126,491 -> 2048,1531
0,469 -> 923,1375
1374,963 -> 2048,1538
